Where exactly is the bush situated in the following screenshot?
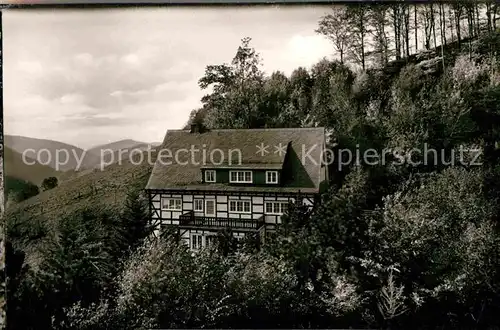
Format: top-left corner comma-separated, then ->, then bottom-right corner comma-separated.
41,177 -> 58,191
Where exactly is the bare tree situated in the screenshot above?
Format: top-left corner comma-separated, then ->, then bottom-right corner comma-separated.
452,3 -> 464,49
316,7 -> 351,64
370,5 -> 390,66
420,4 -> 433,50
414,4 -> 419,53
390,4 -> 403,60
486,1 -> 499,31
402,4 -> 411,58
438,3 -> 446,70
345,4 -> 371,70
431,4 -> 438,49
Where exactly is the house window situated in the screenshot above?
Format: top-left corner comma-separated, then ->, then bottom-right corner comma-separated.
194,199 -> 204,212
266,171 -> 278,184
206,235 -> 216,248
205,200 -> 215,216
229,200 -> 251,213
191,234 -> 203,250
205,170 -> 216,183
265,201 -> 288,215
229,170 -> 252,183
162,198 -> 182,211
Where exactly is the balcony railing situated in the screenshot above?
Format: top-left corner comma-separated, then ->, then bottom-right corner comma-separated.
179,210 -> 265,230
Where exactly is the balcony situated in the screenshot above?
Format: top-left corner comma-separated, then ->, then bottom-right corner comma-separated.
179,210 -> 265,232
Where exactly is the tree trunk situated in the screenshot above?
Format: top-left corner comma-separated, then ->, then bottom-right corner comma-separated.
494,4 -> 498,29
404,5 -> 410,57
360,16 -> 365,70
467,6 -> 473,39
449,6 -> 455,42
455,6 -> 462,49
424,6 -> 432,50
414,4 -> 418,53
440,3 -> 447,46
439,3 -> 446,71
475,3 -> 481,36
431,4 -> 438,49
393,6 -> 401,60
486,2 -> 492,32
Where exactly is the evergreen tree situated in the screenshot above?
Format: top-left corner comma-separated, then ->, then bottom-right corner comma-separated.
121,190 -> 151,252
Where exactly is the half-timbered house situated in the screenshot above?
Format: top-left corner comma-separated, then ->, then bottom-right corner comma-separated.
145,124 -> 328,250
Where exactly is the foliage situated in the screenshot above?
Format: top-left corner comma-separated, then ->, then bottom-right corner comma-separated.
41,176 -> 58,191
5,176 -> 40,205
7,21 -> 500,330
120,190 -> 151,252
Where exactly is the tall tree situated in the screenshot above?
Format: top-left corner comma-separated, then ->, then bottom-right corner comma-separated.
438,3 -> 447,70
345,4 -> 370,70
390,3 -> 403,60
414,4 -> 419,53
370,5 -> 391,66
121,190 -> 151,252
262,71 -> 291,127
402,4 -> 411,58
452,3 -> 464,49
200,37 -> 265,129
316,7 -> 351,64
420,4 -> 433,50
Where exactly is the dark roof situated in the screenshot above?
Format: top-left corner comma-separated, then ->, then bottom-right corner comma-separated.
146,127 -> 327,194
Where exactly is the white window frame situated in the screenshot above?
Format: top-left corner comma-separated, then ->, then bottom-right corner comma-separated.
205,170 -> 216,183
229,170 -> 253,183
194,199 -> 204,212
266,170 -> 278,184
192,234 -> 203,250
205,199 -> 216,216
264,201 -> 288,215
162,198 -> 182,211
229,200 -> 251,214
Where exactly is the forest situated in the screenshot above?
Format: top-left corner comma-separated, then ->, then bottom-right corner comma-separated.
5,2 -> 500,329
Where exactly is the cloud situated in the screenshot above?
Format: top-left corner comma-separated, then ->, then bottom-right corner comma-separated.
17,60 -> 44,75
59,93 -> 86,105
74,53 -> 94,66
3,6 -> 334,148
287,34 -> 332,63
120,53 -> 141,66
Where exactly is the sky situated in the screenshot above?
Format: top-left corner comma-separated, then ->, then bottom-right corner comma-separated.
3,6 -> 336,149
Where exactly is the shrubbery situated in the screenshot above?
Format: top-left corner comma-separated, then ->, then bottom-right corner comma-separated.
6,29 -> 500,330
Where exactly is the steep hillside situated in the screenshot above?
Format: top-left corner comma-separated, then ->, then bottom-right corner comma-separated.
6,149 -> 157,267
6,148 -> 155,230
4,135 -> 100,172
3,146 -> 61,185
6,149 -> 156,221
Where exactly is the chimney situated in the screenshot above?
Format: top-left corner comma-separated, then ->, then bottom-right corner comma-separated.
190,122 -> 200,133
190,120 -> 207,134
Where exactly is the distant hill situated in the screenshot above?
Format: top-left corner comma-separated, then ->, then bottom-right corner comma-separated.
87,139 -> 148,155
4,135 -> 100,172
3,146 -> 62,185
4,135 -> 161,176
84,139 -> 161,170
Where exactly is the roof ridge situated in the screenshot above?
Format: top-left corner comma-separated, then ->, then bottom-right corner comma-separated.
168,127 -> 325,133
